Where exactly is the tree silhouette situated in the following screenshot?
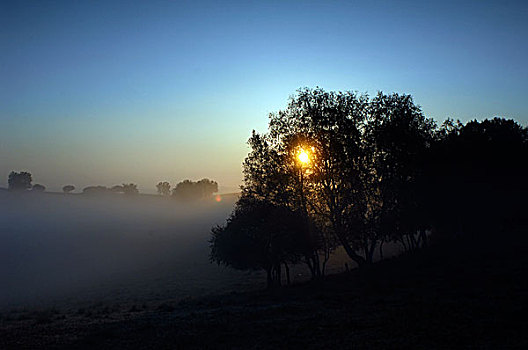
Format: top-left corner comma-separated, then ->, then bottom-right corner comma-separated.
121,183 -> 139,195
8,171 -> 32,191
210,198 -> 313,287
242,88 -> 377,267
172,179 -> 218,200
62,185 -> 75,194
156,181 -> 171,196
214,87 -> 528,284
368,92 -> 437,253
241,130 -> 326,276
220,88 -> 443,270
82,186 -> 109,195
422,117 -> 528,239
31,184 -> 46,192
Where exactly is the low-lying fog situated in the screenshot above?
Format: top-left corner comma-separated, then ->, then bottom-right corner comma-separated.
1,191 -> 400,311
1,191 -> 237,308
1,191 -> 353,311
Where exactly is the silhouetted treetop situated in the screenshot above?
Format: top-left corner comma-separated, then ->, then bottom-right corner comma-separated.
82,186 -> 110,195
62,185 -> 75,194
214,87 -> 528,288
8,171 -> 33,191
172,178 -> 218,200
210,198 -> 313,287
31,184 -> 46,192
156,181 -> 171,196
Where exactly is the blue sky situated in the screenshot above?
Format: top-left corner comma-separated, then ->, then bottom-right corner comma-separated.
1,0 -> 527,192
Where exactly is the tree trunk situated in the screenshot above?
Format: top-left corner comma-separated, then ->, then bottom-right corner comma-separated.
409,232 -> 417,250
420,229 -> 427,248
400,236 -> 408,251
266,268 -> 273,288
406,234 -> 413,251
313,253 -> 321,277
305,255 -> 316,279
367,240 -> 377,264
379,239 -> 385,260
284,263 -> 290,285
333,224 -> 366,267
322,248 -> 330,277
340,239 -> 366,267
275,264 -> 282,287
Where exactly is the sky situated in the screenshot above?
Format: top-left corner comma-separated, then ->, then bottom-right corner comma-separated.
1,0 -> 527,193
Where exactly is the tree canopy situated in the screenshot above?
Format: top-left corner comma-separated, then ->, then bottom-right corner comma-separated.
210,198 -> 314,287
62,185 -> 75,193
172,178 -> 218,200
211,87 -> 528,286
31,184 -> 46,192
156,181 -> 171,196
8,171 -> 33,191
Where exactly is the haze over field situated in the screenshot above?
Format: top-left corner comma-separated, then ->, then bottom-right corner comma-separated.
0,192 -> 246,308
0,191 -> 366,309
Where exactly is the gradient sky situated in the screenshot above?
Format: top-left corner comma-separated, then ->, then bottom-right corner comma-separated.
2,0 -> 527,193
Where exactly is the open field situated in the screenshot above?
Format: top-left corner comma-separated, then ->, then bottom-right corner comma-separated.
1,231 -> 526,349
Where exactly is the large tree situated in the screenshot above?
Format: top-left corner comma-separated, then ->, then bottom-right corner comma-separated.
228,88 -> 439,269
423,117 -> 528,239
367,92 -> 437,252
261,88 -> 374,267
213,87 -> 527,284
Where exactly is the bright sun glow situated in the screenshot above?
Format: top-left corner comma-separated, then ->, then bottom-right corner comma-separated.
297,149 -> 310,164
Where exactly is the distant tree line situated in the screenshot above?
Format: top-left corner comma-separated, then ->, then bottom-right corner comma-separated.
156,178 -> 219,200
6,171 -> 219,201
210,87 -> 528,287
82,183 -> 139,195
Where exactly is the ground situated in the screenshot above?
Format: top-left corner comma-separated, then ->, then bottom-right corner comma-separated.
1,234 -> 526,349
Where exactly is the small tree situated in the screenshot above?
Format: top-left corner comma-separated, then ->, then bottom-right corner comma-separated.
62,185 -> 75,194
210,198 -> 311,287
121,183 -> 139,195
31,184 -> 46,192
82,186 -> 109,195
156,181 -> 171,196
8,171 -> 32,191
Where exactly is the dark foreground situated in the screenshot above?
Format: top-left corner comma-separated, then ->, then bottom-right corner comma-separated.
1,233 -> 527,349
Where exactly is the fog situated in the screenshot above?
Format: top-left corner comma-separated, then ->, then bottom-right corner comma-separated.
0,191 -> 399,311
0,191 -> 258,310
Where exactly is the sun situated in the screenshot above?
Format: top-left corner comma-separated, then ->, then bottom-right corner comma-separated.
297,149 -> 310,164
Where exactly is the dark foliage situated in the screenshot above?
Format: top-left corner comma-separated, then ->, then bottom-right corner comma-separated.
172,178 -> 218,200
119,183 -> 139,195
82,186 -> 110,195
422,117 -> 528,239
210,198 -> 314,287
212,87 -> 528,286
62,185 -> 75,193
8,171 -> 32,191
31,184 -> 46,192
156,181 -> 171,196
